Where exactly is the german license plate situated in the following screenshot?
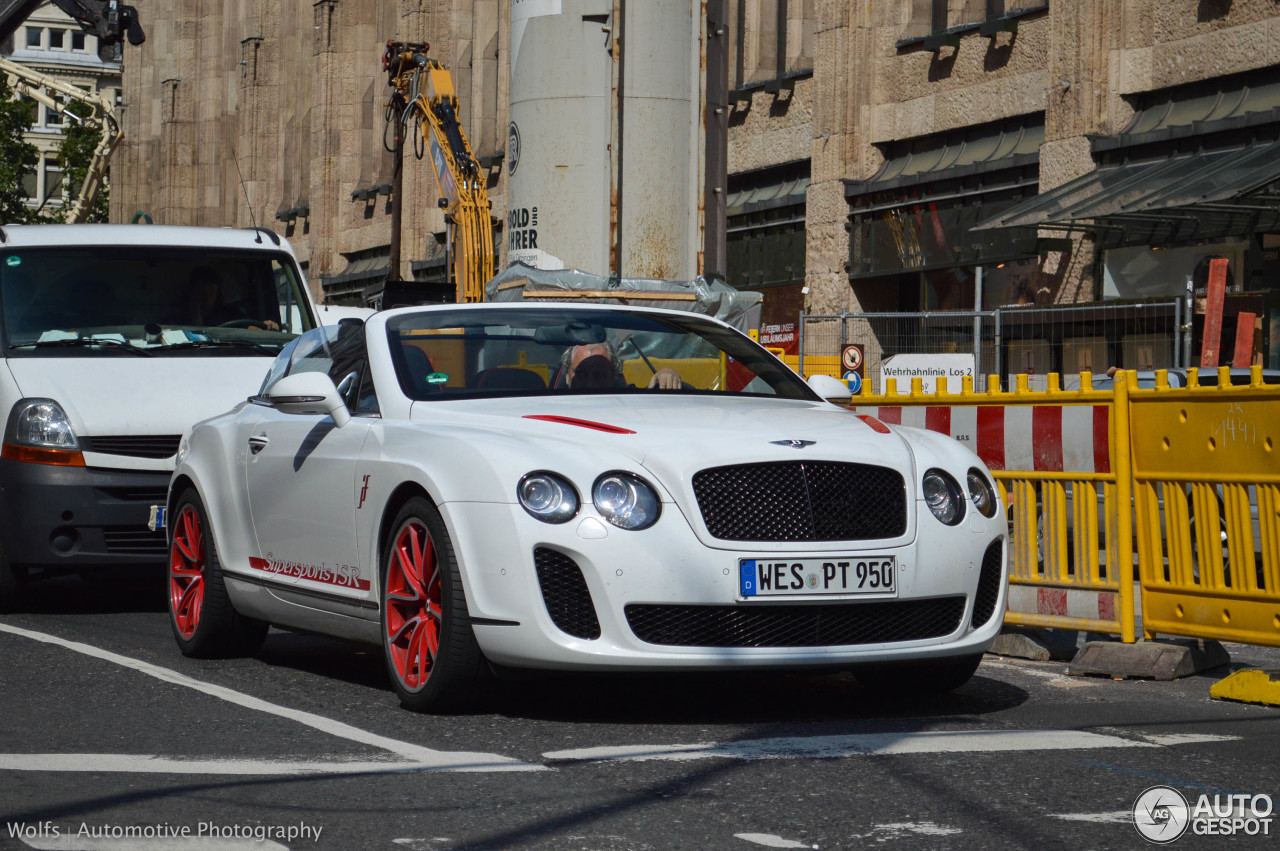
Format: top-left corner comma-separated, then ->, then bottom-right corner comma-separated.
739,557 -> 897,597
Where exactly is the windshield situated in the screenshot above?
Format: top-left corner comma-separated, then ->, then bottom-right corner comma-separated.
386,306 -> 817,401
0,246 -> 315,356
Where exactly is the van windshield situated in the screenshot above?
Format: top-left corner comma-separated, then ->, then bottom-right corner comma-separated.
0,246 -> 315,357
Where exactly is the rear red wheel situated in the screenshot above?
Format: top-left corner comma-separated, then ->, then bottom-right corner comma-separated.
380,497 -> 487,712
170,504 -> 206,639
167,490 -> 268,657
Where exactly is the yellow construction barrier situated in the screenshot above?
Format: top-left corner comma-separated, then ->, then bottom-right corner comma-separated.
1129,367 -> 1280,647
851,372 -> 1137,642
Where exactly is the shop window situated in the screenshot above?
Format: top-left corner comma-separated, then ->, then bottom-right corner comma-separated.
25,27 -> 42,48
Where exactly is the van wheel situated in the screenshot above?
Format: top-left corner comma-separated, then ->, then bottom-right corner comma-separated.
381,497 -> 488,713
168,490 -> 268,657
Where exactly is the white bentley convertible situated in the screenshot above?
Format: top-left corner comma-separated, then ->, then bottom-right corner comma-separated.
166,303 -> 1007,711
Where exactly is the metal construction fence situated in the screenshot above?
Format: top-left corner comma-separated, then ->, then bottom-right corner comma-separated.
849,367 -> 1280,648
798,300 -> 1184,392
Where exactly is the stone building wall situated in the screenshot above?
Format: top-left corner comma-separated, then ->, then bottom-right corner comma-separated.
111,1 -> 1280,309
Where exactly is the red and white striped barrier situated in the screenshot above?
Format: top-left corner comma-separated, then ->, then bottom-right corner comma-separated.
1007,585 -> 1118,622
854,404 -> 1111,474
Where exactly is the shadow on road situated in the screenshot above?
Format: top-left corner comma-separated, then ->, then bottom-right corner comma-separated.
11,566 -> 166,615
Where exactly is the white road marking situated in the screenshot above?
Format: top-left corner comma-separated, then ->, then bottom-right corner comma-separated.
544,729 -> 1157,763
1093,727 -> 1242,747
733,834 -> 813,848
0,754 -> 509,776
0,622 -> 540,774
1050,811 -> 1133,824
851,822 -> 963,839
17,839 -> 286,851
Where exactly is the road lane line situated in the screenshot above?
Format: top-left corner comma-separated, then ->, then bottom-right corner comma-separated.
733,833 -> 813,848
544,730 -> 1158,762
0,754 -> 513,775
0,622 -> 541,773
1049,811 -> 1133,824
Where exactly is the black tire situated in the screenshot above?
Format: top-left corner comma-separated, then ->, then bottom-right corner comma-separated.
168,490 -> 268,658
853,653 -> 984,696
380,497 -> 488,713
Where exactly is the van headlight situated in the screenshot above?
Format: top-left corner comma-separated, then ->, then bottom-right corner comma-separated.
592,472 -> 661,530
922,469 -> 964,526
8,399 -> 79,449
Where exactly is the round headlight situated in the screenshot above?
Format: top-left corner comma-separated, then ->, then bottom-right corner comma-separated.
517,472 -> 579,524
967,468 -> 997,518
592,472 -> 661,530
922,469 -> 964,526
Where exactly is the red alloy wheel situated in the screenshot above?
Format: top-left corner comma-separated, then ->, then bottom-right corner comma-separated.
169,504 -> 206,639
385,519 -> 443,690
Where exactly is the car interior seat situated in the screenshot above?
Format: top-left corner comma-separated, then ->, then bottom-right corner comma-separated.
475,367 -> 547,392
401,344 -> 440,395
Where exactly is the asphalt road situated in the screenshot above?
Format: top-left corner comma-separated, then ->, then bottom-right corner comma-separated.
1,571 -> 1277,851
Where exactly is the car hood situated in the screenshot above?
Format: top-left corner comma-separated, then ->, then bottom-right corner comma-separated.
5,357 -> 270,439
416,393 -> 918,490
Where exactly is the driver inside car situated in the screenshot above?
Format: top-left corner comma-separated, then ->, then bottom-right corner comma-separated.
564,342 -> 681,390
187,265 -> 278,330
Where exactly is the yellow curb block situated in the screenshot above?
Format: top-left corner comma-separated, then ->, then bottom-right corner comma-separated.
1210,669 -> 1280,707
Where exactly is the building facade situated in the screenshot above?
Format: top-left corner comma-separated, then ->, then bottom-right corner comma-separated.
1,0 -> 122,216
109,1 -> 1280,368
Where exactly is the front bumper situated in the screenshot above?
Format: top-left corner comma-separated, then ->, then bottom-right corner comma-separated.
443,501 -> 1008,672
0,458 -> 170,568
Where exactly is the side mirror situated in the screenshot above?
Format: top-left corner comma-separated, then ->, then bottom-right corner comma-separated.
808,374 -> 852,403
267,371 -> 351,428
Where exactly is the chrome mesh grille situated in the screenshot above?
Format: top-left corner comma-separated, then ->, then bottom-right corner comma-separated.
692,461 -> 907,541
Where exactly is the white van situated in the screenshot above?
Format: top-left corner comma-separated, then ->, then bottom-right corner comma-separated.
0,224 -> 318,607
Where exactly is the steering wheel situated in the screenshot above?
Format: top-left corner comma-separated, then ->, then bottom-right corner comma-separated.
217,318 -> 269,329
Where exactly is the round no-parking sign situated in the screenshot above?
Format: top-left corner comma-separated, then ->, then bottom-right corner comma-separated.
842,344 -> 864,373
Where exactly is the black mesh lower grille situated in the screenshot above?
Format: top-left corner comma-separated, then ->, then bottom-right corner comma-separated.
692,461 -> 907,541
625,597 -> 966,648
534,547 -> 601,640
103,526 -> 167,555
971,539 -> 1005,629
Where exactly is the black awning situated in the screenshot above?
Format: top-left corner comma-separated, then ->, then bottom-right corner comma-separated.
971,140 -> 1280,232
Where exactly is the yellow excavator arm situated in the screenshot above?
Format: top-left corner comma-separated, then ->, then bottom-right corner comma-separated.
384,42 -> 494,303
1,56 -> 120,223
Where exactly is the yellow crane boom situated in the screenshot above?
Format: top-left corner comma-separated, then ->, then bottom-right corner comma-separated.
383,41 -> 494,303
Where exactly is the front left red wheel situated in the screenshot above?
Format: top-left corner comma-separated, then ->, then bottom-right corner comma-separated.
380,497 -> 487,712
168,490 -> 267,658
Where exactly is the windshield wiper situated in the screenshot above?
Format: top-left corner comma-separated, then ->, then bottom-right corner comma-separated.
155,339 -> 278,356
8,338 -> 155,357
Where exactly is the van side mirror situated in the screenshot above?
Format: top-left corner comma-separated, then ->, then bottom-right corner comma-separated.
808,374 -> 853,403
267,372 -> 351,428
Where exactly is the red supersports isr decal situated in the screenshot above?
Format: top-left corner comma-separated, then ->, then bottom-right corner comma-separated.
248,555 -> 370,591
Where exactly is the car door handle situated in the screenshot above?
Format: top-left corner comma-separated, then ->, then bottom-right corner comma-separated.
248,435 -> 269,454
